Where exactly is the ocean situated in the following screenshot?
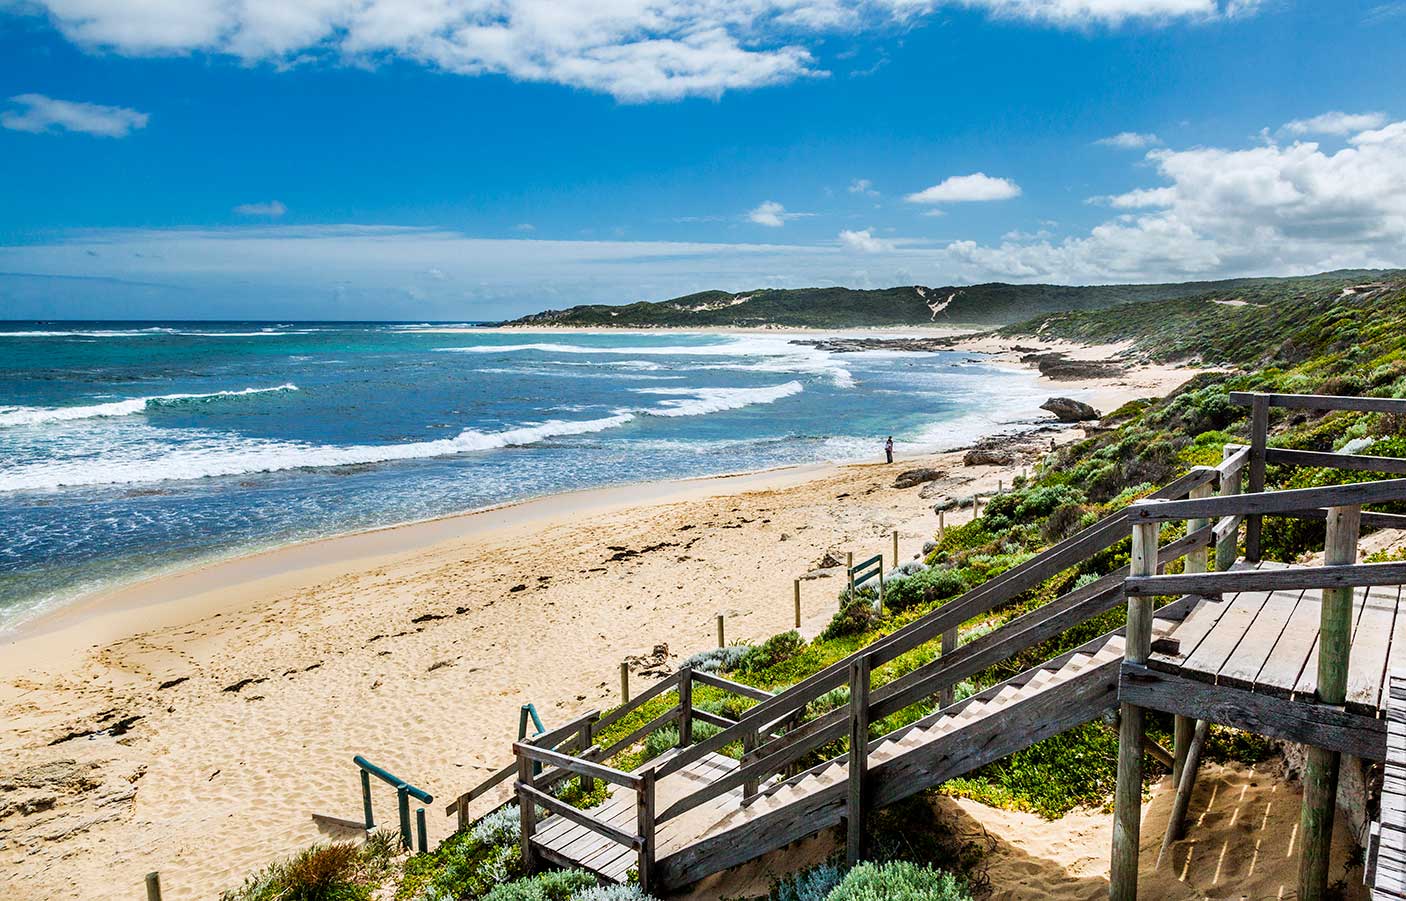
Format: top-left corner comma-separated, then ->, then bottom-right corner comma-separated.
0,322 -> 1054,631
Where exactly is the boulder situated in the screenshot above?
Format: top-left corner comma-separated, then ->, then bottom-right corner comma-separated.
918,481 -> 947,499
1040,397 -> 1101,423
963,447 -> 1014,467
893,467 -> 945,489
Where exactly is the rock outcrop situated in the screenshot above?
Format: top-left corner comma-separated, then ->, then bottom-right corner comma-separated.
1040,397 -> 1101,423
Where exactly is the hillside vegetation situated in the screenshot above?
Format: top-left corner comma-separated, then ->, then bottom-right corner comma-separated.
227,274 -> 1406,900
503,270 -> 1398,329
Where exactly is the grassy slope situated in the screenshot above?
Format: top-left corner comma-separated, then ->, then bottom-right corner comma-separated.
500,270 -> 1398,329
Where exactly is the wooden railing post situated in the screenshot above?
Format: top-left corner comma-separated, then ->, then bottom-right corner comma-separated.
1245,395 -> 1270,562
637,769 -> 656,893
1111,517 -> 1159,901
1173,479 -> 1213,787
938,627 -> 957,708
794,578 -> 801,628
678,667 -> 694,749
579,717 -> 596,794
742,726 -> 760,797
620,661 -> 630,704
517,751 -> 536,873
1216,445 -> 1244,570
145,872 -> 161,901
846,654 -> 871,867
716,613 -> 725,648
1298,503 -> 1361,900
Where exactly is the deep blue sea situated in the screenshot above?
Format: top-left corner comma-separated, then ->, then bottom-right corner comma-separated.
0,322 -> 1053,631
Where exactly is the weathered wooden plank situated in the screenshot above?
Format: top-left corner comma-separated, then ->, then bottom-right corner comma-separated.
1148,595 -> 1238,676
1119,663 -> 1387,760
1229,391 -> 1406,415
527,711 -> 600,749
1295,581 -> 1368,703
690,669 -> 774,702
1344,586 -> 1397,714
690,709 -> 736,730
1129,479 -> 1406,523
1179,587 -> 1274,683
1267,447 -> 1406,476
1253,588 -> 1323,699
1214,589 -> 1305,691
514,743 -> 642,790
1126,561 -> 1406,597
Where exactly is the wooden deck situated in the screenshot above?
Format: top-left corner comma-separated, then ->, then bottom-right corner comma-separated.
531,753 -> 739,883
1120,561 -> 1403,760
1376,673 -> 1406,899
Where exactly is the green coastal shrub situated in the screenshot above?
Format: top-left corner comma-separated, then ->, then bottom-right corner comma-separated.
737,631 -> 807,674
222,839 -> 396,901
821,596 -> 882,640
766,861 -> 844,901
482,869 -> 597,901
824,861 -> 970,901
570,886 -> 660,901
883,567 -> 967,613
684,644 -> 749,673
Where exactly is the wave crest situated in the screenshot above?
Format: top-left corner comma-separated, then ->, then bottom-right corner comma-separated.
0,385 -> 299,428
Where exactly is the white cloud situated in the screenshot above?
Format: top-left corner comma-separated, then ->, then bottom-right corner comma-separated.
1282,110 -> 1389,136
906,173 -> 1022,204
838,228 -> 893,252
1096,131 -> 1161,149
937,119 -> 1406,283
848,178 -> 878,196
513,223 -> 536,232
1,93 -> 148,137
13,1 -> 1264,103
748,200 -> 810,227
233,200 -> 287,217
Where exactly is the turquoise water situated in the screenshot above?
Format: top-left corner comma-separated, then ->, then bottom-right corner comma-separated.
0,322 -> 1052,630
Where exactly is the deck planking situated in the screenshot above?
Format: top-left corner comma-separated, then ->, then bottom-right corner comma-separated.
1373,673 -> 1406,899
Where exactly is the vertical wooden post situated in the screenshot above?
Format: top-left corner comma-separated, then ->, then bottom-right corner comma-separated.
1216,445 -> 1243,571
892,530 -> 899,566
416,807 -> 428,853
974,495 -> 982,518
677,667 -> 693,749
794,578 -> 801,629
939,627 -> 957,708
637,769 -> 656,893
938,509 -> 945,539
716,613 -> 725,647
846,654 -> 871,867
997,479 -> 1003,494
1298,503 -> 1361,900
1244,395 -> 1270,563
1110,517 -> 1159,901
742,726 -> 760,796
620,661 -> 630,704
1161,718 -> 1209,858
578,718 -> 596,793
1174,479 -> 1213,784
517,749 -> 536,873
397,785 -> 412,850
145,872 -> 162,901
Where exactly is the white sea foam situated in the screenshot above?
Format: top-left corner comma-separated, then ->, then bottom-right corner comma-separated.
0,385 -> 299,428
0,378 -> 805,491
632,381 -> 804,417
0,327 -> 180,338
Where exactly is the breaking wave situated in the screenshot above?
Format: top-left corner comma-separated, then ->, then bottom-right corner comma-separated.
0,385 -> 300,428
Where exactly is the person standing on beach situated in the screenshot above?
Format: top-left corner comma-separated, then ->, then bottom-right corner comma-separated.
885,436 -> 894,464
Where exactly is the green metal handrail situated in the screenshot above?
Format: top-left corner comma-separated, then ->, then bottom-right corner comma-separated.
354,755 -> 433,852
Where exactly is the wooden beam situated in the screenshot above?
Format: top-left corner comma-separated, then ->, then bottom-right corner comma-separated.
637,769 -> 656,894
513,743 -> 642,790
1299,504 -> 1362,901
1111,520 -> 1157,901
1217,444 -> 1244,570
1129,477 -> 1406,522
677,667 -> 693,749
1266,447 -> 1406,476
690,670 -> 775,702
1229,391 -> 1406,415
1245,393 -> 1270,562
1118,664 -> 1386,760
847,655 -> 871,868
1160,718 -> 1208,861
1126,560 -> 1406,597
517,752 -> 537,873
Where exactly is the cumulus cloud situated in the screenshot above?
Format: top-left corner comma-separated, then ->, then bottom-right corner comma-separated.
906,173 -> 1022,204
838,228 -> 893,252
848,178 -> 878,196
939,118 -> 1406,283
233,200 -> 287,217
12,1 -> 1264,102
1096,131 -> 1161,149
1282,110 -> 1389,136
747,200 -> 810,227
1,93 -> 148,137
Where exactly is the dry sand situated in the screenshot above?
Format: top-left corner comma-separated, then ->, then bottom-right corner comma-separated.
0,338 -> 1227,900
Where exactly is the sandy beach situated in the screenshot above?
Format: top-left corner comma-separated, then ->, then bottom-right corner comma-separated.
0,335 -> 1204,900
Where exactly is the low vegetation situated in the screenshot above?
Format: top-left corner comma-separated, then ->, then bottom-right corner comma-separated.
226,275 -> 1406,899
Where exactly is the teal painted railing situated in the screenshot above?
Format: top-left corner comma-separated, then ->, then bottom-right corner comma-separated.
353,755 -> 433,852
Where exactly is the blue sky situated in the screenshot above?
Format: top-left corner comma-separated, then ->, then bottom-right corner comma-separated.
1,0 -> 1404,320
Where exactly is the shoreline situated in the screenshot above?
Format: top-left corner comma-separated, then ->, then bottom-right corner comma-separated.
0,333 -> 1200,900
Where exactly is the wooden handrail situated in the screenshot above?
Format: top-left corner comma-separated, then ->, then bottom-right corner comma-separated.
653,468 -> 1218,780
595,669 -> 682,734
1125,560 -> 1406,596
1229,391 -> 1406,415
513,743 -> 642,790
1266,447 -> 1406,476
1129,478 -> 1406,522
526,711 -> 600,749
690,670 -> 775,702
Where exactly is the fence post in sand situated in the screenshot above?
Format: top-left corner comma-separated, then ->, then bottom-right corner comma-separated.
997,479 -> 1003,494
892,530 -> 899,566
145,872 -> 161,901
716,613 -> 725,648
793,578 -> 801,629
416,807 -> 428,853
938,509 -> 945,538
620,661 -> 630,704
973,495 -> 982,518
1299,503 -> 1361,900
1110,517 -> 1159,900
396,785 -> 412,850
